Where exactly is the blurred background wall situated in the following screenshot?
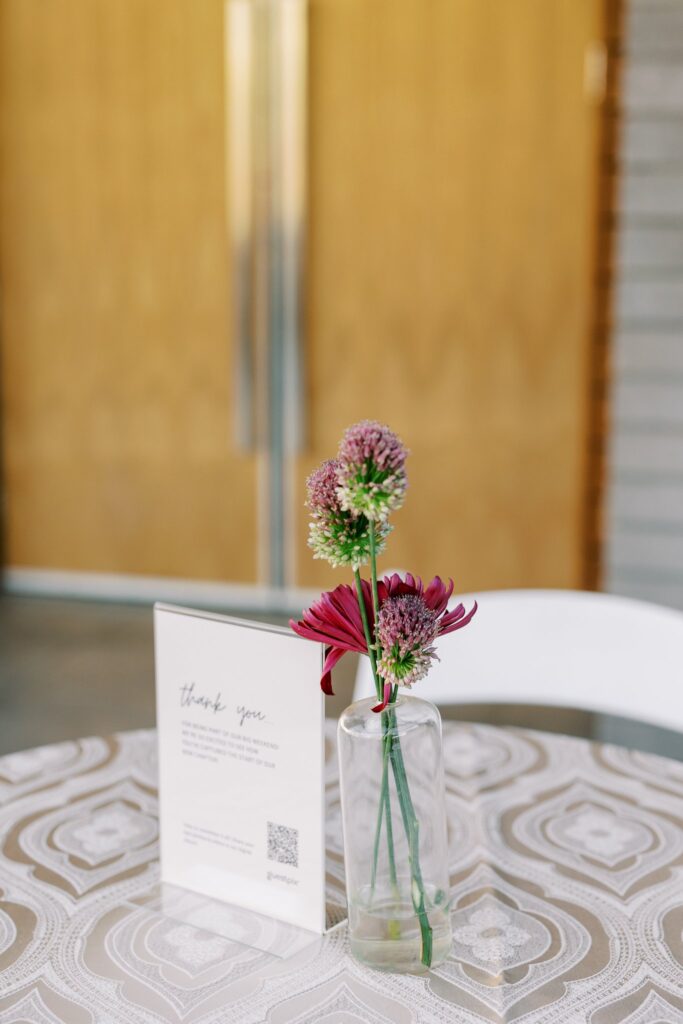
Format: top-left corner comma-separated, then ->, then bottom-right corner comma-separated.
604,0 -> 683,609
0,0 -> 607,602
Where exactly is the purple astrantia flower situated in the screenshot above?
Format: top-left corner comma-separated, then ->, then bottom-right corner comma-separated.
376,594 -> 439,689
306,459 -> 389,569
365,574 -> 478,710
336,420 -> 408,521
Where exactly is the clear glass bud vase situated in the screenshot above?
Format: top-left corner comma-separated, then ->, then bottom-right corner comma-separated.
338,694 -> 452,972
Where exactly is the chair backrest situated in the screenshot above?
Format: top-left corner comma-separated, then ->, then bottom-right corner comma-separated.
353,589 -> 683,733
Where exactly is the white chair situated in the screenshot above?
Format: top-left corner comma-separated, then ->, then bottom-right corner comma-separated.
353,589 -> 683,734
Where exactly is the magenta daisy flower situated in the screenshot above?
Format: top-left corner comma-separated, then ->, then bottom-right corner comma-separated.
336,420 -> 408,521
290,572 -> 477,698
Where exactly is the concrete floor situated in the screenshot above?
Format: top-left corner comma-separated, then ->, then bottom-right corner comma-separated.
1,593 -> 682,760
0,595 -> 157,754
0,594 -> 357,755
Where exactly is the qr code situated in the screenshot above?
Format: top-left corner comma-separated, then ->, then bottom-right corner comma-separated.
267,821 -> 299,868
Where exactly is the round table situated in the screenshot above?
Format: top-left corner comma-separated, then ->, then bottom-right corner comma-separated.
1,722 -> 682,1024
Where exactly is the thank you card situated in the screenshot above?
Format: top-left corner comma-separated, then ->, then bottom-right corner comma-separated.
154,604 -> 326,933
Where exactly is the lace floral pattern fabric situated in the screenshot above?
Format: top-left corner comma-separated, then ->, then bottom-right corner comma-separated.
0,723 -> 682,1023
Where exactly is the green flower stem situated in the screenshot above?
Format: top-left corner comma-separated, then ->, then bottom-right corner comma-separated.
382,715 -> 398,893
353,568 -> 381,702
366,522 -> 429,959
366,519 -> 390,891
370,714 -> 399,896
363,532 -> 400,931
370,730 -> 389,890
388,705 -> 433,968
369,768 -> 385,893
354,562 -> 396,896
368,521 -> 381,635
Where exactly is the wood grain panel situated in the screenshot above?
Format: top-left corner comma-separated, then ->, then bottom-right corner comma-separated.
295,0 -> 605,594
0,0 -> 257,580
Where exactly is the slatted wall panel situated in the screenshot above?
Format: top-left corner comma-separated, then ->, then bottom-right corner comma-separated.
605,0 -> 683,608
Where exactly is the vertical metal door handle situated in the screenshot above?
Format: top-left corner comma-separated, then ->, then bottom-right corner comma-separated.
226,0 -> 307,456
226,0 -> 308,585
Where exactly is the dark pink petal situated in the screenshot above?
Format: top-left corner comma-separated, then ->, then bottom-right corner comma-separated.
424,576 -> 454,615
331,585 -> 371,644
439,602 -> 466,629
307,604 -> 359,646
293,582 -> 370,652
371,681 -> 392,713
381,574 -> 397,597
291,579 -> 381,699
321,646 -> 345,695
438,600 -> 478,635
290,616 -> 363,652
289,617 -> 329,643
381,573 -> 423,600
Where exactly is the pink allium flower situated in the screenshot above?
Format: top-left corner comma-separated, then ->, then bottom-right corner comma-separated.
290,572 -> 477,698
336,420 -> 408,521
376,594 -> 439,688
306,459 -> 389,569
306,459 -> 340,513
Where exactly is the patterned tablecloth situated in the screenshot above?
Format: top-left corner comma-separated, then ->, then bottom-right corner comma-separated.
1,723 -> 682,1024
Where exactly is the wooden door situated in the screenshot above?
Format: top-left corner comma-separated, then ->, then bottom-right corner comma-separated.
1,0 -> 606,595
296,0 -> 605,593
0,0 -> 258,582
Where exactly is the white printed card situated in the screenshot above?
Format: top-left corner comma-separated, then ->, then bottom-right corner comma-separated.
154,603 -> 326,933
